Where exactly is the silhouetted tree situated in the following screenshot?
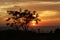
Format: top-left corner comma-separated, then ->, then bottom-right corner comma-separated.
6,8 -> 41,31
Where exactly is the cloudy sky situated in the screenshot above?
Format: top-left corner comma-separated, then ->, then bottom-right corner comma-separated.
0,0 -> 60,32
0,0 -> 60,27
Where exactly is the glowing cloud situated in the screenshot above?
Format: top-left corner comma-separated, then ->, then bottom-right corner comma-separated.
39,11 -> 58,17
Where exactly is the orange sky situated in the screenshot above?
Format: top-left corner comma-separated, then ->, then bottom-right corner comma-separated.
0,1 -> 60,27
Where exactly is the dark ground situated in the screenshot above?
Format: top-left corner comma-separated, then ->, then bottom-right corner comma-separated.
0,29 -> 60,40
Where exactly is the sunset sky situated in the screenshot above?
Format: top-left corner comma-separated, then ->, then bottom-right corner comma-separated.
0,0 -> 60,28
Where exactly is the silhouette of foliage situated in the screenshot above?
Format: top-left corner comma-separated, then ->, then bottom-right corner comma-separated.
6,8 -> 41,30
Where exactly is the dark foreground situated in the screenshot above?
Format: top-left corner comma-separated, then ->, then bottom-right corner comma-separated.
0,29 -> 60,40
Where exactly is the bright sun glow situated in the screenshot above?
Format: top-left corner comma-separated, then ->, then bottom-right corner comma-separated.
31,20 -> 36,26
33,23 -> 36,26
